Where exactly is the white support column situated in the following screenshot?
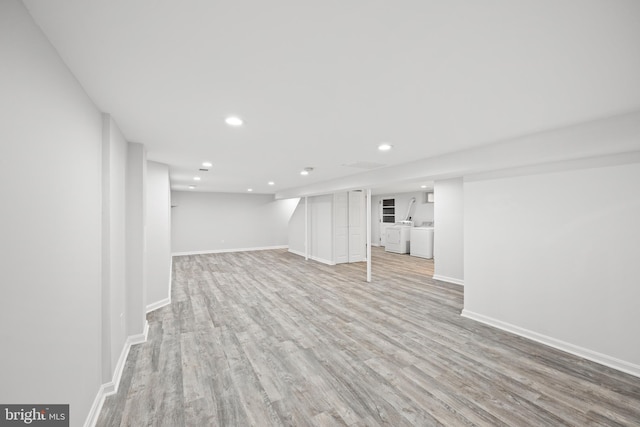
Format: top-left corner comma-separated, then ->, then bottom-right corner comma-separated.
366,188 -> 372,282
304,196 -> 309,260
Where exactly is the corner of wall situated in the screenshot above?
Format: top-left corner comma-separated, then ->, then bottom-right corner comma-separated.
461,310 -> 640,379
84,320 -> 150,427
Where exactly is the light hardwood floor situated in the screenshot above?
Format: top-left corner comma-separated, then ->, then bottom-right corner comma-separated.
97,247 -> 640,426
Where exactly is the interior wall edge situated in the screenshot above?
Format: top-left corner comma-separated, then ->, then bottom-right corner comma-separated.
145,161 -> 172,312
288,248 -> 336,266
464,149 -> 640,183
144,259 -> 173,314
276,109 -> 640,199
146,297 -> 171,313
461,310 -> 640,379
463,161 -> 640,377
83,384 -> 108,427
432,275 -> 465,286
84,320 -> 150,427
288,248 -> 306,258
172,245 -> 288,257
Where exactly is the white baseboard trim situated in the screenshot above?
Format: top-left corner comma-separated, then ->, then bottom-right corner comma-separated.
135,320 -> 150,344
461,309 -> 640,379
288,248 -> 306,258
84,320 -> 150,427
83,384 -> 109,427
432,274 -> 465,286
146,259 -> 173,314
110,321 -> 148,393
146,297 -> 171,313
172,245 -> 288,256
288,249 -> 335,265
310,255 -> 335,266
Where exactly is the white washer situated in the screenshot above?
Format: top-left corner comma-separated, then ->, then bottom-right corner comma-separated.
410,227 -> 434,259
385,224 -> 412,254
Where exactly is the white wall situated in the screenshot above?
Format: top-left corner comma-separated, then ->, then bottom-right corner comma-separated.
146,161 -> 172,311
288,199 -> 306,255
126,143 -> 147,338
0,1 -> 103,424
433,178 -> 464,285
171,191 -> 298,254
463,160 -> 640,376
288,195 -> 334,264
101,114 -> 129,384
410,193 -> 434,226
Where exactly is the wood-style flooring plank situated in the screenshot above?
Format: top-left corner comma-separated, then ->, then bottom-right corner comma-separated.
97,247 -> 640,426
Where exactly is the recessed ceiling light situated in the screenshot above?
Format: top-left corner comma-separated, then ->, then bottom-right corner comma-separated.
225,116 -> 243,126
247,188 -> 253,192
193,176 -> 201,181
188,185 -> 196,190
420,185 -> 427,189
268,181 -> 275,186
378,143 -> 392,151
300,167 -> 314,176
202,162 -> 213,168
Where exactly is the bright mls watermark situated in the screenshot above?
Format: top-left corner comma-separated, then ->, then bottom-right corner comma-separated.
0,405 -> 68,426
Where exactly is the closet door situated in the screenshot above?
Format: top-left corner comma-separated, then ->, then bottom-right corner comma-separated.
348,191 -> 366,262
333,193 -> 349,264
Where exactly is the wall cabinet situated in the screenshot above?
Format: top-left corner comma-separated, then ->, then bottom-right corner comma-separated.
381,198 -> 395,223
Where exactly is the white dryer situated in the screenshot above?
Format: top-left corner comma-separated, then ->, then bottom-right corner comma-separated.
385,223 -> 412,254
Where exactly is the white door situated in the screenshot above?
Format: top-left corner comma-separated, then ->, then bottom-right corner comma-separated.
333,193 -> 348,264
348,191 -> 366,262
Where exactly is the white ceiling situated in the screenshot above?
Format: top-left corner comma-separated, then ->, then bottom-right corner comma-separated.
23,0 -> 640,196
